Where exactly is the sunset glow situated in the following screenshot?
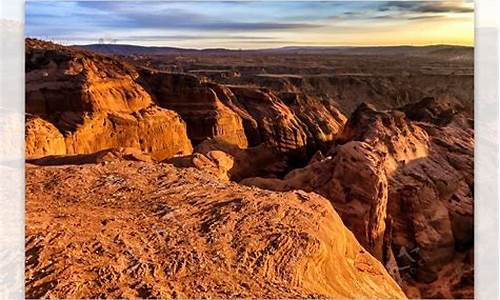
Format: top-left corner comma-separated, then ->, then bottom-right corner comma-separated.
25,1 -> 474,48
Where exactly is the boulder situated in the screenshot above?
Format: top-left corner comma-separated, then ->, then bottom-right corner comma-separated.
25,115 -> 66,159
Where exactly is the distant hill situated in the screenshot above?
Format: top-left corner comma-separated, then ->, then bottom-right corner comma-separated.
76,43 -> 473,61
75,44 -> 240,56
75,44 -> 195,56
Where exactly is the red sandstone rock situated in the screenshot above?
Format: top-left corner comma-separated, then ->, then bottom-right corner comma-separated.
168,138 -> 287,181
242,103 -> 474,297
25,39 -> 193,160
62,106 -> 192,160
25,161 -> 406,299
227,86 -> 309,155
25,115 -> 66,158
26,39 -> 153,115
138,70 -> 249,148
242,141 -> 389,261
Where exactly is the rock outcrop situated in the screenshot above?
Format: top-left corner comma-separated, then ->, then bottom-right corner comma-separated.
167,138 -> 288,182
220,72 -> 473,116
138,70 -> 249,148
26,39 -> 152,115
25,161 -> 406,299
243,103 -> 474,298
166,149 -> 235,181
278,92 -> 347,152
25,39 -> 192,160
61,107 -> 192,160
337,103 -> 430,174
242,141 -> 389,262
25,115 -> 66,158
226,86 -> 307,156
400,96 -> 473,129
387,121 -> 473,298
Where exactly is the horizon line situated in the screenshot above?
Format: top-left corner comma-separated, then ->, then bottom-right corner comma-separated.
26,37 -> 474,50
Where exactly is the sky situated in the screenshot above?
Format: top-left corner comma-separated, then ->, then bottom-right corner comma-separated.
24,1 -> 474,49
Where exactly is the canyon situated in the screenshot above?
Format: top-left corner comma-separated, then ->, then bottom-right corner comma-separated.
25,38 -> 473,299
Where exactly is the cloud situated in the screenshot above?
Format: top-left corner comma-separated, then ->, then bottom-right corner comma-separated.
74,2 -> 322,32
377,1 -> 473,14
328,0 -> 473,23
406,15 -> 445,21
25,1 -> 473,48
50,34 -> 280,42
119,13 -> 322,31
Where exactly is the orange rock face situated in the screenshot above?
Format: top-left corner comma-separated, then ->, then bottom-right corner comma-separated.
242,141 -> 389,262
25,115 -> 66,158
279,91 -> 347,152
25,39 -> 192,160
387,122 -> 474,298
62,107 -> 192,160
26,39 -> 152,115
243,102 -> 474,298
338,103 -> 430,174
228,86 -> 308,154
139,70 -> 249,148
167,137 -> 289,182
25,161 -> 406,299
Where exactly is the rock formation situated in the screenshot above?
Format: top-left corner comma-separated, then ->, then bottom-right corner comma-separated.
243,102 -> 474,298
25,115 -> 66,158
202,85 -> 346,167
279,92 -> 347,152
168,138 -> 290,182
400,96 -> 473,129
26,39 -> 152,115
25,39 -> 192,160
25,161 -> 406,299
337,103 -> 430,174
219,72 -> 473,116
26,39 -> 347,165
242,141 -> 390,262
138,70 -> 249,148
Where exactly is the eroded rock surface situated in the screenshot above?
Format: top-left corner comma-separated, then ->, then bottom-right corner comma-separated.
26,39 -> 152,115
27,147 -> 153,166
26,115 -> 66,158
26,161 -> 405,299
138,70 -> 249,148
25,39 -> 192,160
243,103 -> 474,298
241,141 -> 389,262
